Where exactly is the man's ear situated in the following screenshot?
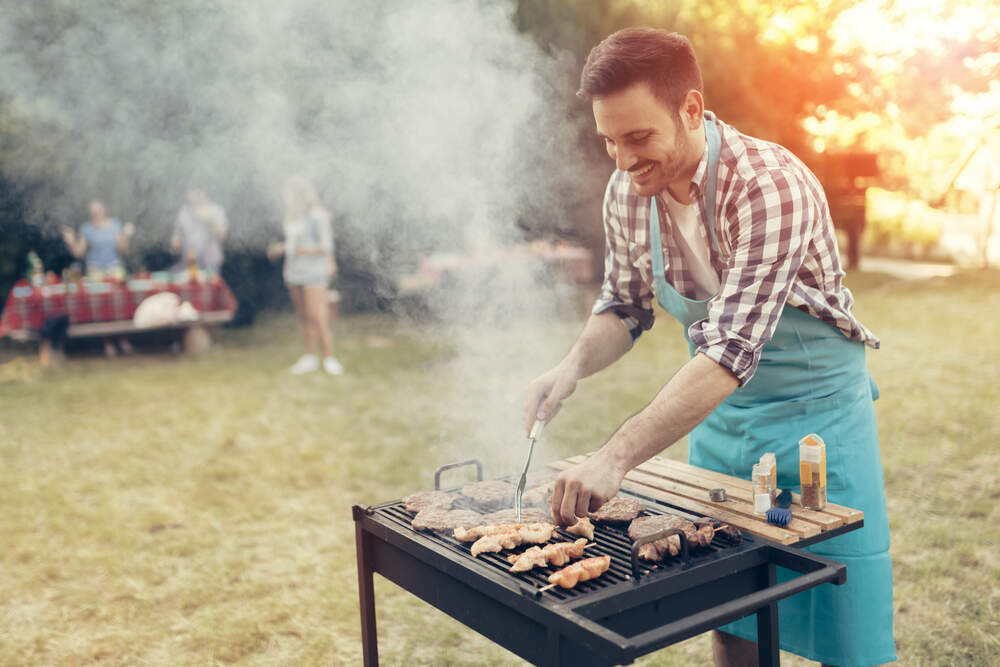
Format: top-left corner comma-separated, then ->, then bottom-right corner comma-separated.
680,89 -> 704,130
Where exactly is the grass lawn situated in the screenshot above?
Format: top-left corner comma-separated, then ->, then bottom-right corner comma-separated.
1,269 -> 998,666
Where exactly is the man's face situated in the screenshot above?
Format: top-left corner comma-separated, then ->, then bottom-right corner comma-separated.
593,82 -> 701,198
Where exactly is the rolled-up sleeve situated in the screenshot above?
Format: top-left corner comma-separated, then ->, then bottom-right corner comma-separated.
592,176 -> 654,341
688,169 -> 815,384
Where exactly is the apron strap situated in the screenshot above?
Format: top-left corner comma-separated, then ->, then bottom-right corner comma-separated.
649,116 -> 723,282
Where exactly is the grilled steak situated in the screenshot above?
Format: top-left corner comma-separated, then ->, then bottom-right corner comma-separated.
411,508 -> 482,533
588,495 -> 644,523
525,470 -> 557,487
481,508 -> 551,525
521,480 -> 554,508
402,490 -> 459,513
461,480 -> 514,512
627,514 -> 715,562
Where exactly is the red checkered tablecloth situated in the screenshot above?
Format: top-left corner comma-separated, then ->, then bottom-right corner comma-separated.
0,277 -> 238,336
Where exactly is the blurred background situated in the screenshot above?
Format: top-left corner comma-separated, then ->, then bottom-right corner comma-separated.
2,0 -> 998,310
1,1 -> 998,665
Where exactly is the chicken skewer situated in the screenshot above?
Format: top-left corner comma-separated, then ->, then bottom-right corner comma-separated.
454,522 -> 555,543
544,555 -> 612,589
506,538 -> 589,572
565,517 -> 594,541
469,523 -> 557,557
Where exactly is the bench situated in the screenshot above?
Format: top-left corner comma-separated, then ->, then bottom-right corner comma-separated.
10,310 -> 233,367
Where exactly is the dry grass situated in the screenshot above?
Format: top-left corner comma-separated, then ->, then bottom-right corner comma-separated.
1,269 -> 999,666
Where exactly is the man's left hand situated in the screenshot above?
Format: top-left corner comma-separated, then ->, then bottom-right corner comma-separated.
550,451 -> 626,525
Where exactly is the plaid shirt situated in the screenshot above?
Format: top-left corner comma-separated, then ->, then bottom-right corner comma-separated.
594,111 -> 879,385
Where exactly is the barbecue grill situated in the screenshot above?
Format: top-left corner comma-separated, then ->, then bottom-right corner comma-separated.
353,460 -> 850,666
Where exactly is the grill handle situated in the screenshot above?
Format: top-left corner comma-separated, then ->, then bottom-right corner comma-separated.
434,459 -> 483,490
631,528 -> 690,580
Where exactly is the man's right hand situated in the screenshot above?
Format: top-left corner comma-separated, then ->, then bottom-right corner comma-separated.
523,364 -> 579,434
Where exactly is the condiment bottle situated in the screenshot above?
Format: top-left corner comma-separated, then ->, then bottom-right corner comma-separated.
752,463 -> 773,515
799,433 -> 827,510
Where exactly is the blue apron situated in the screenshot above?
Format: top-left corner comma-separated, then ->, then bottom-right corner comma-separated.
647,119 -> 896,666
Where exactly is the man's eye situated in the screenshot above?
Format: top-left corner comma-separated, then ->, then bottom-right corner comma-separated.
604,137 -> 615,147
630,134 -> 650,144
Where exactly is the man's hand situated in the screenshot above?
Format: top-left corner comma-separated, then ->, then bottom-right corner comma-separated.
550,451 -> 626,525
523,363 -> 578,434
61,227 -> 75,246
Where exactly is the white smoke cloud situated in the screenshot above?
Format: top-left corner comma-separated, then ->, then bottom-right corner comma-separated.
0,0 -> 603,475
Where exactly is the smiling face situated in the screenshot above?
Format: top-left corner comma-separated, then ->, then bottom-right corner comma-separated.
593,81 -> 705,200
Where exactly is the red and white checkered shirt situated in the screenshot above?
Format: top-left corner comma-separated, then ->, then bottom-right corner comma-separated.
593,111 -> 879,385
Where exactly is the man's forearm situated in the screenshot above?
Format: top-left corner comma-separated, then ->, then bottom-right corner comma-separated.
599,352 -> 739,474
560,312 -> 634,380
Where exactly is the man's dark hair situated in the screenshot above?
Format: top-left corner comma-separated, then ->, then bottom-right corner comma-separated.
578,28 -> 703,113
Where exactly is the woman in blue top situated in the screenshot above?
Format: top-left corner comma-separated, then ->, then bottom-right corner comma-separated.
62,200 -> 134,276
62,199 -> 136,356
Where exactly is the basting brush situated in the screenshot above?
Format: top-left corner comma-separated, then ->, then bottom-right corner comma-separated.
766,488 -> 793,526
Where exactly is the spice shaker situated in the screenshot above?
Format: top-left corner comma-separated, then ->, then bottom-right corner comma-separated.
799,433 -> 827,510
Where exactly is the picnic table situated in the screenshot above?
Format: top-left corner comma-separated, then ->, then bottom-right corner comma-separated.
0,273 -> 237,363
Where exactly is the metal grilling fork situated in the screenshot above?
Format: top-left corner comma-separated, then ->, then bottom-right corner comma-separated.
514,419 -> 545,523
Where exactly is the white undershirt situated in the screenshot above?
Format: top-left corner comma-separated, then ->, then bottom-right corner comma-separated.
661,192 -> 721,300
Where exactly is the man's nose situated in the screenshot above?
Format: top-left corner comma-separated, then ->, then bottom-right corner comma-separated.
615,147 -> 637,172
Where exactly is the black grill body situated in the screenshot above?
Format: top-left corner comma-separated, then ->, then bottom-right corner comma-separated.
353,485 -> 848,666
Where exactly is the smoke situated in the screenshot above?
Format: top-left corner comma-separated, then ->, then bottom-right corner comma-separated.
0,0 -> 602,475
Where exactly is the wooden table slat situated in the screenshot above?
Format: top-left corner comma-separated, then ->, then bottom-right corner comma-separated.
562,456 -> 824,539
629,457 -> 844,529
646,456 -> 863,523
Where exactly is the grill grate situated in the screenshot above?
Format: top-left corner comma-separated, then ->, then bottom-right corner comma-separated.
374,489 -> 748,602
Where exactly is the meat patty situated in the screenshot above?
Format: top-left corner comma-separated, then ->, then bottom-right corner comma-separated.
402,490 -> 459,513
627,514 -> 715,561
411,508 -> 482,533
460,480 -> 514,512
588,495 -> 644,523
521,480 -> 554,508
480,508 -> 551,525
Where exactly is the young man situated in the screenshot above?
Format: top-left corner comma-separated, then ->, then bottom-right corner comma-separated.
524,28 -> 894,666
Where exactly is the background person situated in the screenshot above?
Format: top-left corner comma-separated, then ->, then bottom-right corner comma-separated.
171,186 -> 227,272
62,199 -> 134,277
524,28 -> 894,667
267,176 -> 342,375
61,199 -> 135,356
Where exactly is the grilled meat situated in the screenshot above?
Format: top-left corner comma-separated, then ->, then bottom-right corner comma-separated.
546,555 -> 611,589
627,514 -> 715,562
411,508 -> 482,533
455,522 -> 550,542
468,523 -> 556,557
402,490 -> 458,513
588,495 -> 644,523
507,538 -> 588,572
460,480 -> 514,512
480,508 -> 551,525
521,480 -> 555,508
565,517 -> 594,541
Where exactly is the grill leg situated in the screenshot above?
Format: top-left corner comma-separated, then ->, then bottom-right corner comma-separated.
355,520 -> 379,666
756,562 -> 779,666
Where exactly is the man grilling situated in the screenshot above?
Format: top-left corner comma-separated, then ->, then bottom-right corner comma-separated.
524,28 -> 894,666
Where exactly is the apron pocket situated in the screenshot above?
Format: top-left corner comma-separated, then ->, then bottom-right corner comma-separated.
696,379 -> 874,492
